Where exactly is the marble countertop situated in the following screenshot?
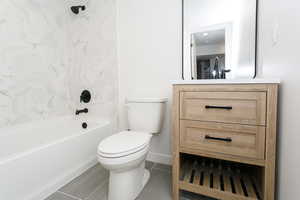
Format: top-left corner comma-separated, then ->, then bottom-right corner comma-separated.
171,78 -> 281,85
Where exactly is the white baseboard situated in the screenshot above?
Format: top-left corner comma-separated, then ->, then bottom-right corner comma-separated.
146,152 -> 172,165
27,157 -> 97,200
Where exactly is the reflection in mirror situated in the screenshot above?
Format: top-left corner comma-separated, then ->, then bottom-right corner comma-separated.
192,27 -> 228,79
183,0 -> 257,80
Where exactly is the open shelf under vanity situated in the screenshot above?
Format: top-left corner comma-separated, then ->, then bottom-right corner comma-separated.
179,154 -> 262,200
172,83 -> 278,200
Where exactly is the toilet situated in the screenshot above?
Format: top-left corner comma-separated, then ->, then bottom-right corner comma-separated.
97,98 -> 168,200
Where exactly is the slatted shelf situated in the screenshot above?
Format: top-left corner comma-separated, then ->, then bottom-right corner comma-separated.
179,158 -> 262,200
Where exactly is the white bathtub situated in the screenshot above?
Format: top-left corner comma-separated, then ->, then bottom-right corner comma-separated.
0,116 -> 112,200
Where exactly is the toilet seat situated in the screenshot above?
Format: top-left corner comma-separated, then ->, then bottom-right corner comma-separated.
98,131 -> 152,158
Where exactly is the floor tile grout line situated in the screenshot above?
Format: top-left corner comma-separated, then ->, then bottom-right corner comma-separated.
151,162 -> 171,168
85,180 -> 109,200
152,168 -> 172,173
147,162 -> 172,173
53,162 -> 170,200
46,162 -> 209,200
152,165 -> 171,170
57,191 -> 83,200
151,163 -> 171,172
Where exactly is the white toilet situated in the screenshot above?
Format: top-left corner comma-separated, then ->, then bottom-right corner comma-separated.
97,98 -> 168,200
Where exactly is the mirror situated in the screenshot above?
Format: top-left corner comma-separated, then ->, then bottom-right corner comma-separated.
183,0 -> 257,80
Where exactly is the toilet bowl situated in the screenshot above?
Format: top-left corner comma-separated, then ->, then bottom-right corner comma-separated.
98,131 -> 152,200
97,98 -> 167,200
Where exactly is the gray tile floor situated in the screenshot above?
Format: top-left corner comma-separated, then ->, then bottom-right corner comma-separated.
45,162 -> 213,200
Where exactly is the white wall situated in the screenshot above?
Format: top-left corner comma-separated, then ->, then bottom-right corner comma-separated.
116,0 -> 182,164
0,0 -> 119,130
117,0 -> 300,198
258,0 -> 300,199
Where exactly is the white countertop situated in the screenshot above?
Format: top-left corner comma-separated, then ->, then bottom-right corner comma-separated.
171,78 -> 281,85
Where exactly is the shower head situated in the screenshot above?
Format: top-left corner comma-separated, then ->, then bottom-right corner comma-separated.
71,5 -> 86,14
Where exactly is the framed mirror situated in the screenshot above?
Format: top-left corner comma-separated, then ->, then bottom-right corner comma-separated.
182,0 -> 258,80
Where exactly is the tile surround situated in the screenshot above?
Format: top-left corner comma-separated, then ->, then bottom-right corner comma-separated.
0,0 -> 118,129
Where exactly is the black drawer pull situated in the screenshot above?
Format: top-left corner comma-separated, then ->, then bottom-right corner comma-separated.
205,105 -> 233,110
205,135 -> 232,142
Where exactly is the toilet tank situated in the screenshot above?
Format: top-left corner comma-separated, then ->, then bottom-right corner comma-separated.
126,98 -> 168,134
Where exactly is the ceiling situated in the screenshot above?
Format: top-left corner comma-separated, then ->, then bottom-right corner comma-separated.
193,29 -> 225,46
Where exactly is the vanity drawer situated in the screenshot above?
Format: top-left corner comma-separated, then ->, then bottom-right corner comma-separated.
180,120 -> 266,159
180,91 -> 266,126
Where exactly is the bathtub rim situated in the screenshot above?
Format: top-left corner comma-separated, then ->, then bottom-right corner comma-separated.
0,118 -> 110,165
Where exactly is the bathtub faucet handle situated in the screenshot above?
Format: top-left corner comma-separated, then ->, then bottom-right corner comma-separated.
80,90 -> 91,103
75,108 -> 88,115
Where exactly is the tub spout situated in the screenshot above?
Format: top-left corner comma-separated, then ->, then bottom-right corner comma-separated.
75,108 -> 88,115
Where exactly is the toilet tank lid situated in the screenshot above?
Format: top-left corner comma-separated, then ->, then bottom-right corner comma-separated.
126,98 -> 168,103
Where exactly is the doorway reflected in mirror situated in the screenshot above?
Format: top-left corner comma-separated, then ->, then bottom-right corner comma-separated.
183,0 -> 257,80
191,28 -> 231,79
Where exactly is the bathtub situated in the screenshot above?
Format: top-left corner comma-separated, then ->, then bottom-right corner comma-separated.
0,116 -> 112,200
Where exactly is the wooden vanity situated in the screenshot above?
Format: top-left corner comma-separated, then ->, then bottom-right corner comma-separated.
172,80 -> 279,200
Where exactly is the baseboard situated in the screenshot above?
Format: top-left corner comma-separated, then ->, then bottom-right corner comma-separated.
146,152 -> 172,165
26,157 -> 98,200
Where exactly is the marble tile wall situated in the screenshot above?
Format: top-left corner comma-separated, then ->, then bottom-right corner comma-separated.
0,0 -> 118,129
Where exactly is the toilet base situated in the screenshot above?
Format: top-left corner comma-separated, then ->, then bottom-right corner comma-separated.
108,163 -> 150,200
142,169 -> 150,188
